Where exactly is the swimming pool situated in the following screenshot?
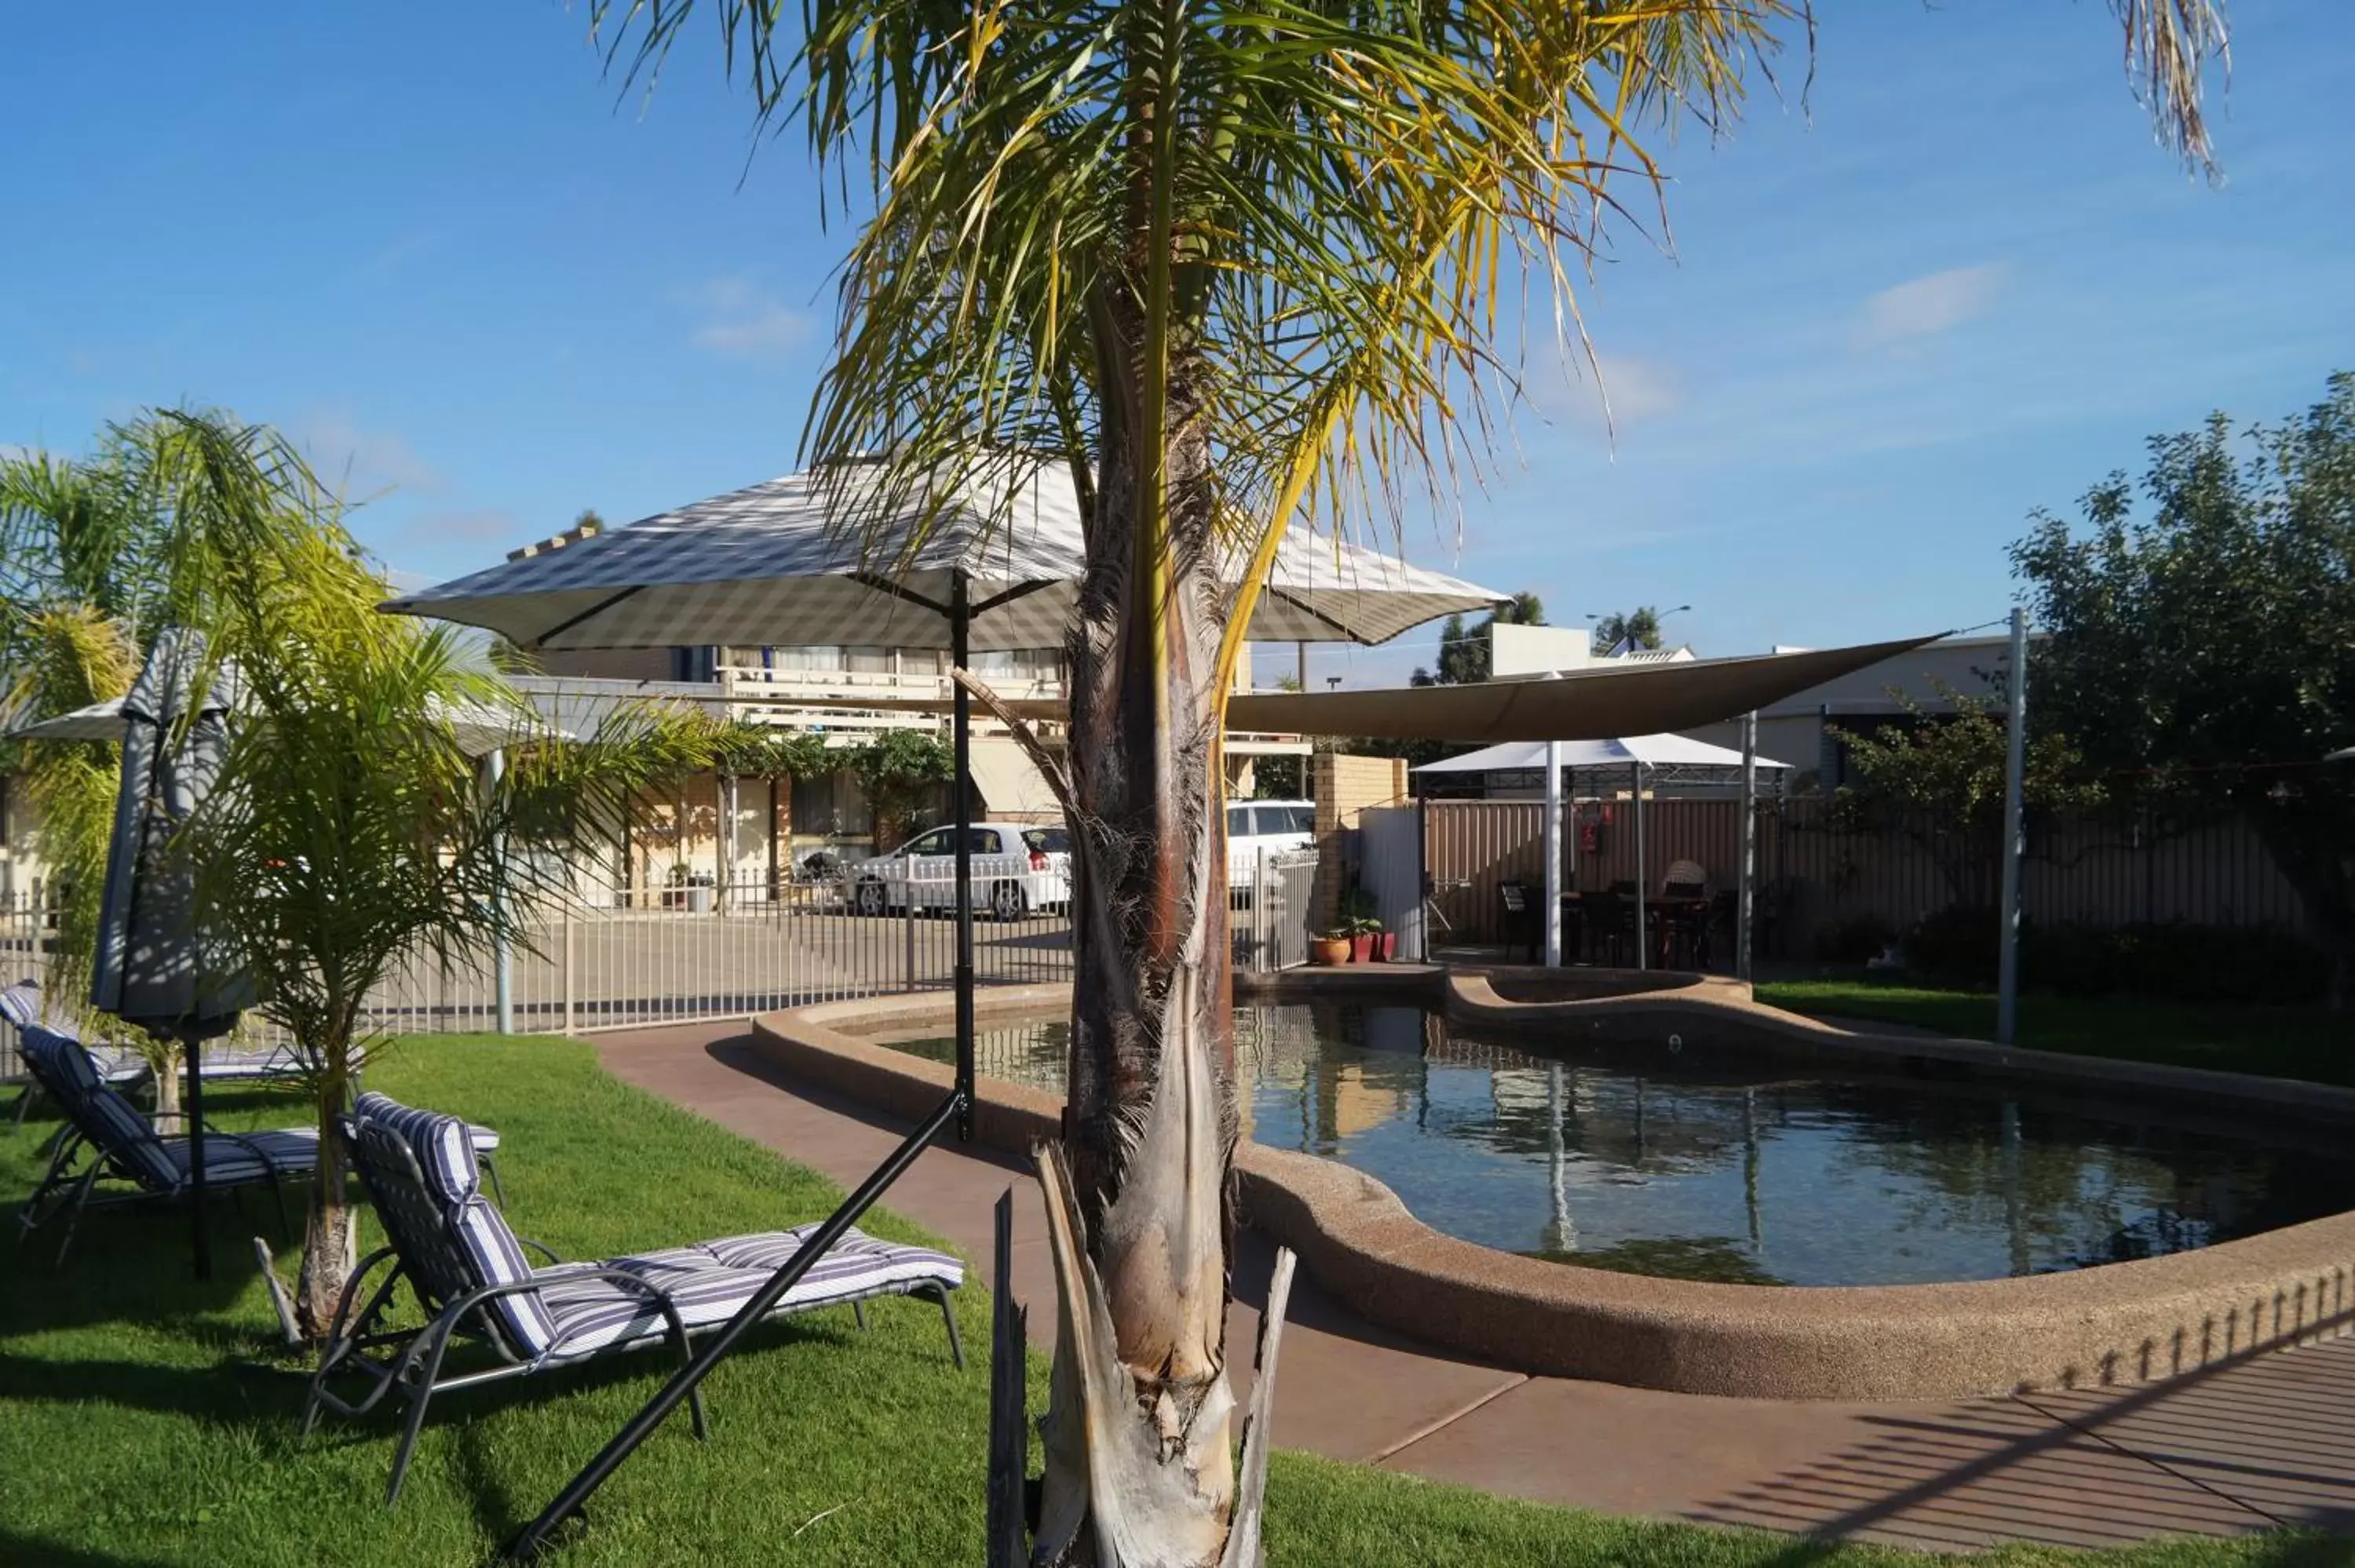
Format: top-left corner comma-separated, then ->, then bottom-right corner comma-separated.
890,1002 -> 2355,1287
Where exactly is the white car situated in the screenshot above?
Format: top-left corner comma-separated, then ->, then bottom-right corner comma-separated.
1226,799 -> 1316,891
850,823 -> 1072,919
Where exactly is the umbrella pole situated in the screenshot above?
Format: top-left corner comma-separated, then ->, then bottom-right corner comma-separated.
1738,712 -> 1757,983
1542,741 -> 1562,968
952,572 -> 976,1143
184,1037 -> 210,1279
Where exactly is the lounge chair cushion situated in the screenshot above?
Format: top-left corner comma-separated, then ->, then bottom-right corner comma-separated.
161,1129 -> 321,1185
352,1092 -> 501,1167
367,1102 -> 556,1355
532,1227 -> 965,1358
24,1029 -> 178,1191
3,986 -> 144,1082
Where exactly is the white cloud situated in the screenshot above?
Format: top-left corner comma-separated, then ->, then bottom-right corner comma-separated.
289,407 -> 444,497
1856,263 -> 2006,348
688,277 -> 814,363
1545,351 -> 1685,436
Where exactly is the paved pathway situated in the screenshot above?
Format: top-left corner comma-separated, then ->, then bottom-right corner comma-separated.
596,1022 -> 2355,1554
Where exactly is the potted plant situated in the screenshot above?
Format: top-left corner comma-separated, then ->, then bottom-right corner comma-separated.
1337,888 -> 1389,961
1309,929 -> 1352,966
663,860 -> 692,910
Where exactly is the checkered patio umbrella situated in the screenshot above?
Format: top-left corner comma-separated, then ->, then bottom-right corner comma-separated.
380,460 -> 1502,653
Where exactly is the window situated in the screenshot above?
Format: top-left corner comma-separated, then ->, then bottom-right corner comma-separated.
790,769 -> 871,835
904,829 -> 953,857
1227,804 -> 1254,836
970,830 -> 1003,855
1255,805 -> 1312,834
1023,827 -> 1070,853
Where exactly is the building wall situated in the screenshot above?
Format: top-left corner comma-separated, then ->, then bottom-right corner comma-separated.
0,772 -> 42,906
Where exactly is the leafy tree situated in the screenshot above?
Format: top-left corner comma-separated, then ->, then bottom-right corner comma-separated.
2013,373 -> 2355,1005
1590,604 -> 1666,654
573,507 -> 607,534
590,0 -> 2223,1557
1832,683 -> 2100,907
848,728 -> 956,848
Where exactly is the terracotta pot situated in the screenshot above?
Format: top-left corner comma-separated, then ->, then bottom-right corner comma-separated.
1349,933 -> 1375,963
1309,935 -> 1351,967
1373,932 -> 1397,962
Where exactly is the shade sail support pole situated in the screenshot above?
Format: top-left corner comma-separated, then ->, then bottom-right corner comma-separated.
1542,740 -> 1563,967
503,1088 -> 965,1562
1737,713 -> 1757,985
1996,607 -> 2028,1046
952,571 -> 977,1143
1633,764 -> 1647,972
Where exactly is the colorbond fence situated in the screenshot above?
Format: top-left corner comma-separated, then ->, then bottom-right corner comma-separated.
1422,797 -> 2311,957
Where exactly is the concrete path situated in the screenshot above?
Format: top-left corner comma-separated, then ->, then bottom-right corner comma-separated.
596,1022 -> 2355,1554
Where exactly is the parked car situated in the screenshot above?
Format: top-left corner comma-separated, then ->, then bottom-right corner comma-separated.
1226,799 -> 1315,892
850,823 -> 1072,919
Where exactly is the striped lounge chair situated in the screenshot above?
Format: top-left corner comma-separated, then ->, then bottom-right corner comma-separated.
13,1024 -> 322,1264
4,981 -> 148,1130
3,979 -> 307,1132
305,1093 -> 966,1505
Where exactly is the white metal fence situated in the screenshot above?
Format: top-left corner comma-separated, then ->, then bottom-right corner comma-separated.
1,849 -> 1318,1078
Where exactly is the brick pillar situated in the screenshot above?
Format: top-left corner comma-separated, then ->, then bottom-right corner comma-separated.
1309,753 -> 1409,929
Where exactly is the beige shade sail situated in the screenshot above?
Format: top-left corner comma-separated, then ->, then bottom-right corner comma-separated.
1225,635 -> 1944,742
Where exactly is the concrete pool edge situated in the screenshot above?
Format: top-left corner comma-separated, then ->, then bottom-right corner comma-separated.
749,974 -> 2355,1401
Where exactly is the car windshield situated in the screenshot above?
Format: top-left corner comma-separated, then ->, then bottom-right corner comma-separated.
1023,828 -> 1070,853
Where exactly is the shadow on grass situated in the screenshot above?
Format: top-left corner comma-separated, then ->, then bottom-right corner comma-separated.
0,1528 -> 186,1568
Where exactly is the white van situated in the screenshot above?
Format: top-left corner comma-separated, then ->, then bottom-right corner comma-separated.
1225,799 -> 1315,892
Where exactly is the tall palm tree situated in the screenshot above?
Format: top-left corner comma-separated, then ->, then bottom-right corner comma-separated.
593,3 -> 2225,1561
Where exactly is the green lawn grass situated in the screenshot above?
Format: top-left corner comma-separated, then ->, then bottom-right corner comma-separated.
2,1034 -> 2342,1566
1754,980 -> 2353,1088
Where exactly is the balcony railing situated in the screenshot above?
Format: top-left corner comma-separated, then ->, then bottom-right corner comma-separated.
714,662 -> 1305,749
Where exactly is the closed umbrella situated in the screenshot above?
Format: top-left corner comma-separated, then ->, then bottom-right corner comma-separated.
90,626 -> 252,1278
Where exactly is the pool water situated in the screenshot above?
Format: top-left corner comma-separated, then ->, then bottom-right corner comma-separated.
890,1004 -> 2355,1287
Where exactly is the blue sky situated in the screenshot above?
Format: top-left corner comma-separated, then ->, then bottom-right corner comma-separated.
4,2 -> 2349,687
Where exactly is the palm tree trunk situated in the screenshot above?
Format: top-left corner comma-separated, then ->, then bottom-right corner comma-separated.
295,1063 -> 352,1340
1039,328 -> 1244,1566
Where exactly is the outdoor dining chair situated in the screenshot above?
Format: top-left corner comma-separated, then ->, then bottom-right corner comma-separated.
306,1094 -> 967,1505
13,1023 -> 322,1264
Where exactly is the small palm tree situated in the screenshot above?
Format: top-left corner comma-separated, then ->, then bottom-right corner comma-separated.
139,414 -> 713,1336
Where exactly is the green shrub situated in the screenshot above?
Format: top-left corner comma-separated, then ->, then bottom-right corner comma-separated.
1810,913 -> 1896,965
1897,903 -> 2334,1005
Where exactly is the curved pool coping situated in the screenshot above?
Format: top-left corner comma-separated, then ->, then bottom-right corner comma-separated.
750,969 -> 2355,1400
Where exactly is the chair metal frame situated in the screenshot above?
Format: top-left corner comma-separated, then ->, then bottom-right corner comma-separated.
306,1114 -> 963,1506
